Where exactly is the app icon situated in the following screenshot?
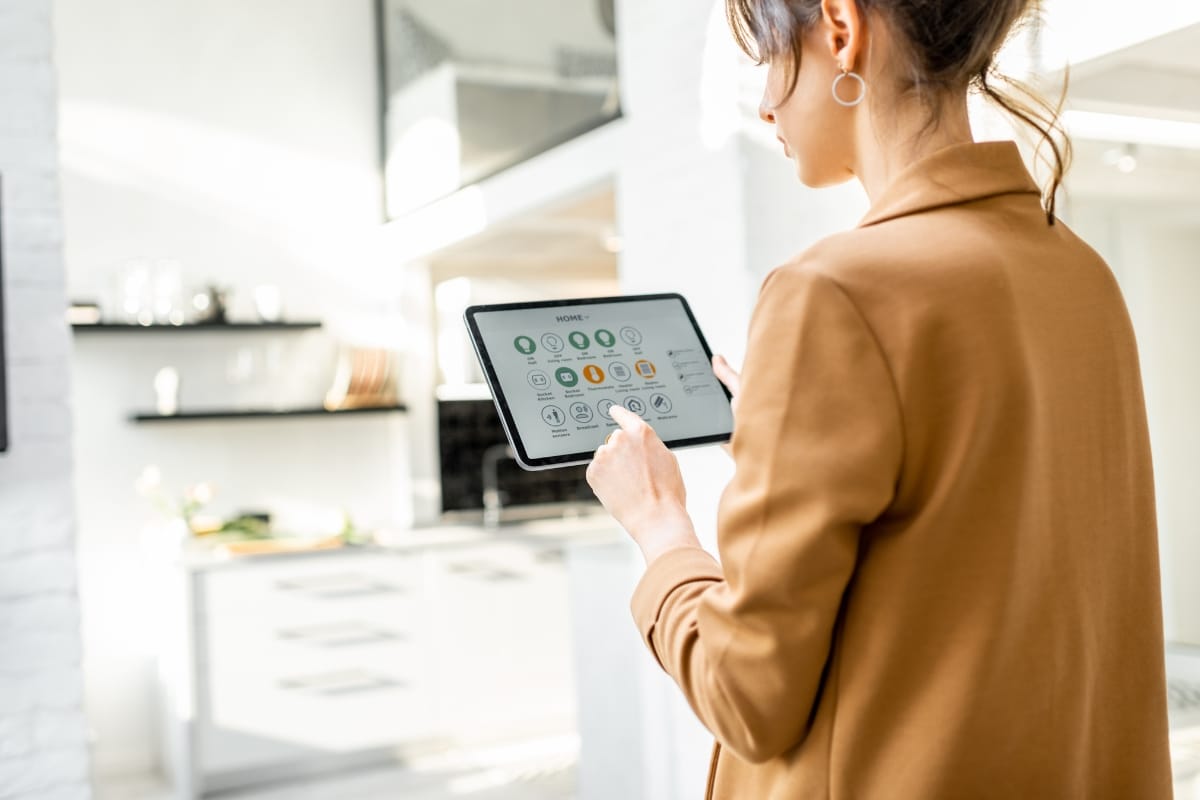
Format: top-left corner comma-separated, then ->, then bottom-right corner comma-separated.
527,370 -> 550,390
568,331 -> 590,350
607,361 -> 631,382
619,326 -> 643,346
583,364 -> 606,384
570,402 -> 594,423
596,399 -> 617,419
514,335 -> 536,355
595,329 -> 616,348
555,367 -> 580,388
634,359 -> 656,379
649,392 -> 673,413
541,405 -> 566,427
541,333 -> 565,353
624,396 -> 647,416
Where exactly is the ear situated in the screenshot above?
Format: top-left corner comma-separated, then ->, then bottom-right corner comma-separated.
819,0 -> 866,72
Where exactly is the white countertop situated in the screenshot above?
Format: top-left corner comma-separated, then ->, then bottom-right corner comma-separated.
176,511 -> 626,571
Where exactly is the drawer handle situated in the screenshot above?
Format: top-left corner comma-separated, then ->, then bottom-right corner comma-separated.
274,573 -> 404,598
446,560 -> 525,582
276,621 -> 406,647
278,669 -> 407,696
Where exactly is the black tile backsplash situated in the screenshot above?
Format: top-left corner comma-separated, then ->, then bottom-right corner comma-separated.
437,399 -> 597,513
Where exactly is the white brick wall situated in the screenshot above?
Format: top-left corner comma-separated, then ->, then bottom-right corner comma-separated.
0,0 -> 92,797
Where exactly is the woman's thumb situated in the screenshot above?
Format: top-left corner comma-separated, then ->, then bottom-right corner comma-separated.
712,355 -> 741,396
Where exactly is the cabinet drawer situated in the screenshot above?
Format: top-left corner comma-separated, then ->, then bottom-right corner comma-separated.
206,658 -> 435,751
206,627 -> 427,681
202,595 -> 423,653
200,552 -> 422,629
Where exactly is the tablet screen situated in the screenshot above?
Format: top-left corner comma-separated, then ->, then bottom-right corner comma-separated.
466,294 -> 733,469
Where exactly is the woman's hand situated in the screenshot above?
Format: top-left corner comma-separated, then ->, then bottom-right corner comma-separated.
712,354 -> 741,457
586,406 -> 700,565
713,354 -> 741,400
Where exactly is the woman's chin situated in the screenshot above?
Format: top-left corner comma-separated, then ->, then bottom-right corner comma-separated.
796,161 -> 855,189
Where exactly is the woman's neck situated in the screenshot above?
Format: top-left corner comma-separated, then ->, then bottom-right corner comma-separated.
854,96 -> 976,203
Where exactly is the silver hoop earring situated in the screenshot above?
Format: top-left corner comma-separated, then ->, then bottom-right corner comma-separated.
832,70 -> 867,107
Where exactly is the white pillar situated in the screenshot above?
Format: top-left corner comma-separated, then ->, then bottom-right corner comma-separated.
613,2 -> 865,797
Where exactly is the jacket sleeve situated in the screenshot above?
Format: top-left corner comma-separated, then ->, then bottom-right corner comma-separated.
630,265 -> 903,763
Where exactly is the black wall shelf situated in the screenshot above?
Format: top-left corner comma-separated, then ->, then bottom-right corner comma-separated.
73,321 -> 322,333
130,405 -> 406,423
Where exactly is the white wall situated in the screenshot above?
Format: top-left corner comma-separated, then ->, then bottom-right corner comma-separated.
1139,223 -> 1200,647
0,0 -> 91,797
53,0 -> 392,778
56,0 -> 384,318
1069,201 -> 1200,646
615,4 -> 746,796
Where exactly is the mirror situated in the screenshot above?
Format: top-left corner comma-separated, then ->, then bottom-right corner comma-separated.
378,0 -> 620,219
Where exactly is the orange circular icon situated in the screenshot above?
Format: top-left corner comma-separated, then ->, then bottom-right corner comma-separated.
583,364 -> 606,384
634,359 -> 656,379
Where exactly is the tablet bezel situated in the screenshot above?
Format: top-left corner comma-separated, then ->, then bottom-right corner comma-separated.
464,293 -> 733,470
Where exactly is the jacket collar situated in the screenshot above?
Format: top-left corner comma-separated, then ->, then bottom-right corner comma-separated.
858,141 -> 1042,228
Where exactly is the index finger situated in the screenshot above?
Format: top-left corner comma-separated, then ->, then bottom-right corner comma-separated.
609,405 -> 647,432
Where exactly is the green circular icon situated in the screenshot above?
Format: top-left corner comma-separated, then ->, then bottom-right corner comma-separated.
568,331 -> 590,350
555,367 -> 580,387
513,335 -> 536,355
595,329 -> 616,348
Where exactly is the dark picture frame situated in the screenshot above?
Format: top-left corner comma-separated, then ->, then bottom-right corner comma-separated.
0,174 -> 7,453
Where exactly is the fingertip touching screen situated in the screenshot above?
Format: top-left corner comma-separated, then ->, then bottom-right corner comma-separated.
465,294 -> 733,470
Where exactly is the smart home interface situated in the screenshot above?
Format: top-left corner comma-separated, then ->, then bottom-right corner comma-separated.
465,295 -> 733,469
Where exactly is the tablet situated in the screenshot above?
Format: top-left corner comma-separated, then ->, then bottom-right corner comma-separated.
464,294 -> 733,470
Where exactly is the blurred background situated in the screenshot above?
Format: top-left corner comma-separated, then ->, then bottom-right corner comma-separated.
0,0 -> 1198,798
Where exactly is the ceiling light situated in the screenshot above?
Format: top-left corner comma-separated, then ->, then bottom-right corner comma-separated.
1101,143 -> 1139,173
1064,110 -> 1200,150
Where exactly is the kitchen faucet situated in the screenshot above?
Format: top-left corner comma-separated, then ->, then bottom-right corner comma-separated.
481,443 -> 515,528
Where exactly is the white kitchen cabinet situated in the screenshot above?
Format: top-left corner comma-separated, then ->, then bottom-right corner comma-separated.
158,549 -> 437,796
155,527 -> 613,799
427,540 -> 577,746
199,552 -> 435,761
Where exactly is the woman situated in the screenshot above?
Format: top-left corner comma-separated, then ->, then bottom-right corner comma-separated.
586,0 -> 1174,797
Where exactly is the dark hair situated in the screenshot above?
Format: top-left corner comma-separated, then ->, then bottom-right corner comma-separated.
726,0 -> 1071,223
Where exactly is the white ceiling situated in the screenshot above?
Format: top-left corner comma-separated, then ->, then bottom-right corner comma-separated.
1064,23 -> 1200,205
1068,23 -> 1200,121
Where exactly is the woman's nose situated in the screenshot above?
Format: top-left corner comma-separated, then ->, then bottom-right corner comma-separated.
758,99 -> 775,124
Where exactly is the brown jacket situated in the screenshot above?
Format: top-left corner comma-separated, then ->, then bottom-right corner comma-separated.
631,142 -> 1173,799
